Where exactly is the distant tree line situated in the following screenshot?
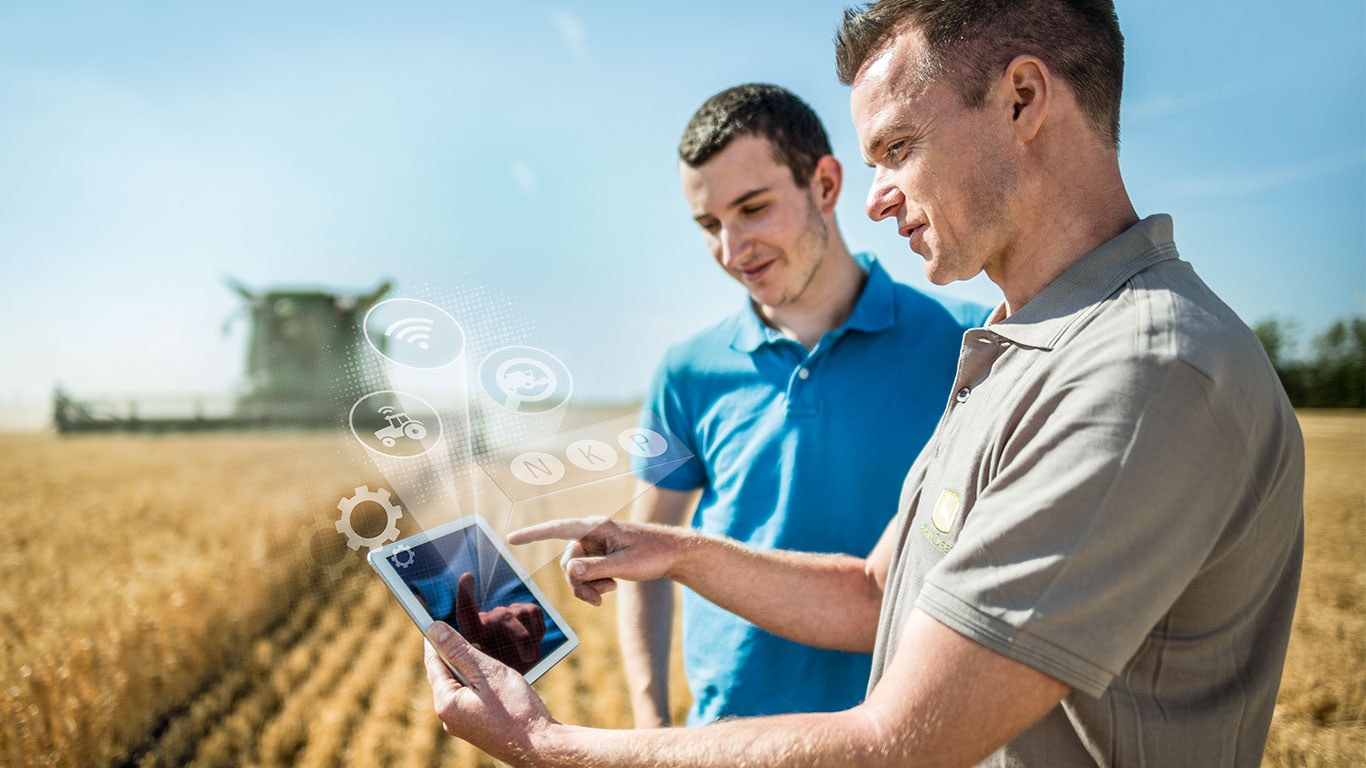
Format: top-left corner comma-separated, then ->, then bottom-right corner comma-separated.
1254,315 -> 1365,408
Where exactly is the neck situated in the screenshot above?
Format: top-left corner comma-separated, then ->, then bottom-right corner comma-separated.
989,150 -> 1138,317
759,238 -> 864,350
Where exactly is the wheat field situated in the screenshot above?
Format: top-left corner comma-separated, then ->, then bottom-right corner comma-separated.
1,411 -> 1361,767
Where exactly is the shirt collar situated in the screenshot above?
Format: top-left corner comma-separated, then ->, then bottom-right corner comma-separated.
984,214 -> 1179,351
730,252 -> 895,352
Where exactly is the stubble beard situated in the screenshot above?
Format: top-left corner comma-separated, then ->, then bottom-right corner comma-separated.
769,195 -> 832,309
929,152 -> 1017,286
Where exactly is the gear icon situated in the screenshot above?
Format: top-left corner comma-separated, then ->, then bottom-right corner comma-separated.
390,543 -> 415,569
335,485 -> 403,551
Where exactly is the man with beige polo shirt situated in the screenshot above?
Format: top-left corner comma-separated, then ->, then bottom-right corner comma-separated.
866,212 -> 1305,763
417,1 -> 1305,764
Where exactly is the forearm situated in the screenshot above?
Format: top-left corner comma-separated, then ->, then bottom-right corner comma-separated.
507,611 -> 1068,768
666,530 -> 882,653
527,706 -> 892,768
511,512 -> 884,650
426,609 -> 1068,768
616,577 -> 675,727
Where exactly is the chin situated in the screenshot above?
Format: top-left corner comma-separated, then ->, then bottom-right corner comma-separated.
749,293 -> 783,309
748,287 -> 793,309
922,262 -> 954,286
923,256 -> 976,286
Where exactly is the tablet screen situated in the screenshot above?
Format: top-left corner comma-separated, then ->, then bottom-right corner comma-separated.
369,514 -> 577,683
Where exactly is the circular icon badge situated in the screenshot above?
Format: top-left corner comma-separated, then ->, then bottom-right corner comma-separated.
364,298 -> 465,369
618,428 -> 668,458
478,346 -> 572,413
565,439 -> 619,472
349,390 -> 443,459
509,451 -> 566,486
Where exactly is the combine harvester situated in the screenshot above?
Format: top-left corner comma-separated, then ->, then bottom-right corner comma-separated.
52,279 -> 392,434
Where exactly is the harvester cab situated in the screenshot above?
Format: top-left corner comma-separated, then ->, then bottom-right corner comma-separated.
53,278 -> 392,433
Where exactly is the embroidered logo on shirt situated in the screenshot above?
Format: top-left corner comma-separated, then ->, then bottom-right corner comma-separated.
931,488 -> 962,533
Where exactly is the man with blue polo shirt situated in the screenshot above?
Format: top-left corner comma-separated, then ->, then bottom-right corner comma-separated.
618,83 -> 987,727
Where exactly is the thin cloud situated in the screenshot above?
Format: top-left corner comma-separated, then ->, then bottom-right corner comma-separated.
552,10 -> 589,65
1124,88 -> 1234,124
1170,149 -> 1366,199
511,161 -> 538,198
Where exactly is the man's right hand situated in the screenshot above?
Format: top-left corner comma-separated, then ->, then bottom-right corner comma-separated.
507,516 -> 690,606
515,511 -> 889,655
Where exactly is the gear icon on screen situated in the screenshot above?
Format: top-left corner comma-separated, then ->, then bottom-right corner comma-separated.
335,485 -> 403,551
390,543 -> 415,569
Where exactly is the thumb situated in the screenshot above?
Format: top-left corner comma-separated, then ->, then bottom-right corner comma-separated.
564,555 -> 622,607
425,621 -> 486,690
566,552 -> 630,583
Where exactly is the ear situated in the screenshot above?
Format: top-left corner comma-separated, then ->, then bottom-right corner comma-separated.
1002,55 -> 1049,143
809,154 -> 843,214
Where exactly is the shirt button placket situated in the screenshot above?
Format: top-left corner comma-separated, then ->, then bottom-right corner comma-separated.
953,333 -> 999,407
785,345 -> 818,415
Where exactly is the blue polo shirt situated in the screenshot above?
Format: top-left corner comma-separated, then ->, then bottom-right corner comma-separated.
638,253 -> 989,724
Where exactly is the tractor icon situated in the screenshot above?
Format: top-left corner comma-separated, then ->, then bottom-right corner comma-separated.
499,365 -> 552,397
349,391 -> 442,459
373,406 -> 428,447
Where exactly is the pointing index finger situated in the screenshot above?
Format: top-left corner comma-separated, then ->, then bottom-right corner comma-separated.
507,517 -> 607,546
454,572 -> 481,641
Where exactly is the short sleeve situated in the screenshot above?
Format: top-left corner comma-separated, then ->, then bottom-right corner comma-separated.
632,353 -> 705,491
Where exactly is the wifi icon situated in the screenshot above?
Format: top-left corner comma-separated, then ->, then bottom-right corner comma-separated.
385,317 -> 435,350
364,298 -> 464,369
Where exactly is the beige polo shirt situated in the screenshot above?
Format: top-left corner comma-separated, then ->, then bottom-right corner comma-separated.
869,215 -> 1305,766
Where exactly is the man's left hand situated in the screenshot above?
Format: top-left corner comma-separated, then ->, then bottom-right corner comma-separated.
424,621 -> 559,765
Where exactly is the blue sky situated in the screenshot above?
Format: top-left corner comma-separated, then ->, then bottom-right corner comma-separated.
1,1 -> 1362,428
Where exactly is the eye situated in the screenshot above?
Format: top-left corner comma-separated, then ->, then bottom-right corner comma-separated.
740,203 -> 767,216
884,140 -> 908,163
698,219 -> 721,235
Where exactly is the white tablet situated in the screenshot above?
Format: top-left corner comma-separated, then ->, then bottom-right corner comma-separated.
368,514 -> 578,684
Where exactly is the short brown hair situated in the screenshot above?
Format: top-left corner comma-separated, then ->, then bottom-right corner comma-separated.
679,83 -> 833,188
835,0 -> 1124,146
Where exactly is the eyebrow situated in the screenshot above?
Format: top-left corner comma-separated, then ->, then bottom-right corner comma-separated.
693,186 -> 771,224
727,187 -> 769,209
861,120 -> 908,167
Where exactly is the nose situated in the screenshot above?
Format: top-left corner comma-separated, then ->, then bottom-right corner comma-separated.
718,224 -> 751,268
864,167 -> 904,223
